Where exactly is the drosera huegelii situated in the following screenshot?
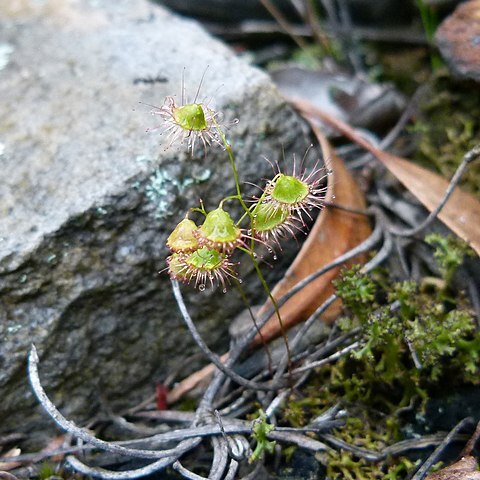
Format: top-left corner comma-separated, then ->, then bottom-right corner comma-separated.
144,68 -> 225,155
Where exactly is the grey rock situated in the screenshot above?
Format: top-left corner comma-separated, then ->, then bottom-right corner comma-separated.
0,0 -> 311,436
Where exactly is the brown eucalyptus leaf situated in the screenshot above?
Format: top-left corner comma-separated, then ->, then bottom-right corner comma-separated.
290,97 -> 480,256
0,448 -> 21,471
252,127 -> 372,345
425,456 -> 480,480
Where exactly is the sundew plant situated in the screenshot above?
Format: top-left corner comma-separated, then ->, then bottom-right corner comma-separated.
25,76 -> 336,480
27,72 -> 480,480
149,78 -> 330,294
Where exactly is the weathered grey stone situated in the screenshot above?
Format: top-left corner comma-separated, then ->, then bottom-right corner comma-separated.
0,0 -> 311,435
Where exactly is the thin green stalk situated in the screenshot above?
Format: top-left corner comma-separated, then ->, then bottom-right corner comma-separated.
216,127 -> 251,216
234,278 -> 274,376
216,124 -> 293,372
239,247 -> 293,371
416,0 -> 442,70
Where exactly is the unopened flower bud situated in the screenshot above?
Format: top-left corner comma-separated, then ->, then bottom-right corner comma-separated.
167,246 -> 236,290
196,207 -> 244,253
270,174 -> 309,206
263,164 -> 327,224
149,96 -> 222,155
173,103 -> 208,131
166,218 -> 199,253
251,202 -> 297,247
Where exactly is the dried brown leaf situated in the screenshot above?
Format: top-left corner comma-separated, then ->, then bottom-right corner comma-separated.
0,448 -> 21,471
291,97 -> 480,256
252,127 -> 371,345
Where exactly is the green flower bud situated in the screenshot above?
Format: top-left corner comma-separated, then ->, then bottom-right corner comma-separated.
173,103 -> 208,131
253,202 -> 289,233
166,218 -> 199,253
196,207 -> 244,253
262,163 -> 328,225
270,174 -> 309,206
251,202 -> 297,247
166,253 -> 188,280
186,246 -> 224,271
149,96 -> 223,155
167,246 -> 237,291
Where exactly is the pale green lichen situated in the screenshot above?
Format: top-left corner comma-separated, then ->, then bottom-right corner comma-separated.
145,169 -> 197,219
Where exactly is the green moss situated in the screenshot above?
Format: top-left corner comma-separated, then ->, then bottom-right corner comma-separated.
323,413 -> 420,479
37,461 -> 86,479
279,235 -> 478,478
333,266 -> 478,407
326,450 -> 419,480
409,73 -> 480,196
282,393 -> 326,428
425,233 -> 475,287
249,409 -> 276,463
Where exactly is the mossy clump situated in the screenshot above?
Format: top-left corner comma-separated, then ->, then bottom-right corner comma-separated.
325,449 -> 419,480
37,462 -> 87,479
425,232 -> 475,286
333,264 -> 478,408
279,234 -> 478,479
410,73 -> 480,196
324,414 -> 421,480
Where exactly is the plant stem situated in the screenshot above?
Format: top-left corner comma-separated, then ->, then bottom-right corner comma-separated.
234,279 -> 274,376
216,125 -> 293,372
249,251 -> 293,373
216,128 -> 251,216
